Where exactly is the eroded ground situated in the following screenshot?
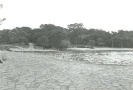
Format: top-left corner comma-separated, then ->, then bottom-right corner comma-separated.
0,52 -> 133,90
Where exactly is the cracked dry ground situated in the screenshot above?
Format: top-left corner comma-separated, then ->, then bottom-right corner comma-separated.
0,52 -> 133,90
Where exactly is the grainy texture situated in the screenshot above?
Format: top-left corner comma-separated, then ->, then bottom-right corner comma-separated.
0,52 -> 133,90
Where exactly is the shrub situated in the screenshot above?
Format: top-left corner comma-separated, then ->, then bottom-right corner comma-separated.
59,40 -> 71,50
0,46 -> 10,51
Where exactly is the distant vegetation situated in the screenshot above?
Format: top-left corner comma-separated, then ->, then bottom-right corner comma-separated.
0,23 -> 133,49
0,4 -> 133,49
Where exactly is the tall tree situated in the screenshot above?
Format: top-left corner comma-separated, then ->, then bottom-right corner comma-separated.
19,27 -> 32,42
31,32 -> 45,43
97,38 -> 104,46
67,23 -> 84,30
67,23 -> 86,45
48,30 -> 66,49
37,35 -> 49,48
111,30 -> 133,48
9,27 -> 29,44
0,29 -> 10,43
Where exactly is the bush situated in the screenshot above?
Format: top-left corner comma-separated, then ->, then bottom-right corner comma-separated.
59,40 -> 71,50
0,46 -> 11,51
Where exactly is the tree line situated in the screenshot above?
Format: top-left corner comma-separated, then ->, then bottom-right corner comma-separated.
0,23 -> 133,49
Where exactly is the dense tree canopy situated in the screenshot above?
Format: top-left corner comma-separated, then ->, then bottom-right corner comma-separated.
37,35 -> 49,48
48,30 -> 66,49
0,23 -> 133,48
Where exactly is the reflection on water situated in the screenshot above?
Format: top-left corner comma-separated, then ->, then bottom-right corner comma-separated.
36,51 -> 133,65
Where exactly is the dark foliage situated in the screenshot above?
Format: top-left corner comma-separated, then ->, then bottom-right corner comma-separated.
0,23 -> 133,48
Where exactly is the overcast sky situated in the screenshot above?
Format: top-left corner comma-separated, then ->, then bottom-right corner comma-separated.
0,0 -> 133,31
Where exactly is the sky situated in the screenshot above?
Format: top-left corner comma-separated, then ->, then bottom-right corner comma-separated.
0,0 -> 133,31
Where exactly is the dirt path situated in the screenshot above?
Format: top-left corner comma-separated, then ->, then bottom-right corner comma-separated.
0,52 -> 133,90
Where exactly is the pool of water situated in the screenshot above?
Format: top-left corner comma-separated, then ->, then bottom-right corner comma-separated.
31,50 -> 133,65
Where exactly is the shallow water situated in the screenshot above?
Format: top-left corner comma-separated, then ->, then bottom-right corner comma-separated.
30,50 -> 133,65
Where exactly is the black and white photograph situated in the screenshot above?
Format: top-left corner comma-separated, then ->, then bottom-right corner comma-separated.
0,0 -> 133,90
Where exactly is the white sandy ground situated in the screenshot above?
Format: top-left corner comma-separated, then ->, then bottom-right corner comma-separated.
9,48 -> 57,52
67,47 -> 133,51
0,51 -> 133,90
9,47 -> 133,52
